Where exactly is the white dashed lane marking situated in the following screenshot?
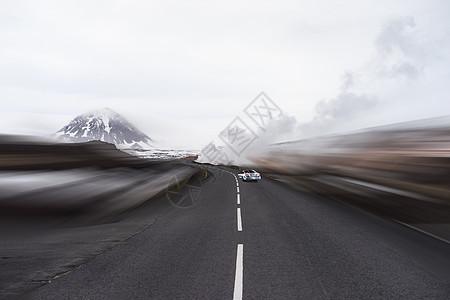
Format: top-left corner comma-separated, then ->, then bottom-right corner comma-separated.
224,170 -> 244,298
233,244 -> 244,300
237,208 -> 242,232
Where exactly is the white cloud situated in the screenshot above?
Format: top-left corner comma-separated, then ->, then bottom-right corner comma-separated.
0,1 -> 449,149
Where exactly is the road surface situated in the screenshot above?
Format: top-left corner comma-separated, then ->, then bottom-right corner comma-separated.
13,166 -> 450,299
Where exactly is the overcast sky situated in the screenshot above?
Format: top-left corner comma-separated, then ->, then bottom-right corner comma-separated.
1,0 -> 449,149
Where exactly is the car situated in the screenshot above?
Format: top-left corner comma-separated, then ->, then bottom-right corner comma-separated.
238,169 -> 261,181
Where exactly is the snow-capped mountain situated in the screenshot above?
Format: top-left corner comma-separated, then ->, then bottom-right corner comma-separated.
55,108 -> 156,149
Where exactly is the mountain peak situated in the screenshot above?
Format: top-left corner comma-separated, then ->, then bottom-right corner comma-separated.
82,107 -> 119,118
55,108 -> 155,149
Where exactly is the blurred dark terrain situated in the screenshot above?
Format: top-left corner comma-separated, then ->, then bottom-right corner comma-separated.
255,117 -> 450,242
0,135 -> 199,220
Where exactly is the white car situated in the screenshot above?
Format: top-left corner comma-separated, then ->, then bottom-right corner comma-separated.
238,170 -> 261,181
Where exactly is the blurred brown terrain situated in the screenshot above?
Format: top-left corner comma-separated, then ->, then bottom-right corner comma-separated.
255,117 -> 450,241
0,135 -> 200,222
0,135 -> 161,170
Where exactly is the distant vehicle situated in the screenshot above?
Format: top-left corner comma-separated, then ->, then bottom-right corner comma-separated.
238,170 -> 261,181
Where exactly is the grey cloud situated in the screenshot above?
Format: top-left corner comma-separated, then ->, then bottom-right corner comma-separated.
374,16 -> 428,80
375,16 -> 417,55
295,16 -> 432,138
298,92 -> 378,138
314,92 -> 378,122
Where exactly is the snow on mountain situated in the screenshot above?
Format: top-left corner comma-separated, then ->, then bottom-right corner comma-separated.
55,108 -> 156,149
123,148 -> 200,160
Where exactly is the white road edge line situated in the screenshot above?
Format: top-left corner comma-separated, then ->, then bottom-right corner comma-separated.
233,244 -> 244,300
392,219 -> 450,244
237,208 -> 242,232
332,194 -> 450,245
237,194 -> 240,205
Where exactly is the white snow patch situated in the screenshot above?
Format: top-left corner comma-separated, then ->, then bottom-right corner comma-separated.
117,140 -> 154,150
69,130 -> 78,138
122,148 -> 199,160
81,117 -> 93,138
100,114 -> 111,134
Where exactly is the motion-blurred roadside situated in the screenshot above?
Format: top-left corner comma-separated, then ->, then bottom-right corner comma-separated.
255,116 -> 450,242
0,135 -> 200,225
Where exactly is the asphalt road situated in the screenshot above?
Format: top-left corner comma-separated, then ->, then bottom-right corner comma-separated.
15,166 -> 450,299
